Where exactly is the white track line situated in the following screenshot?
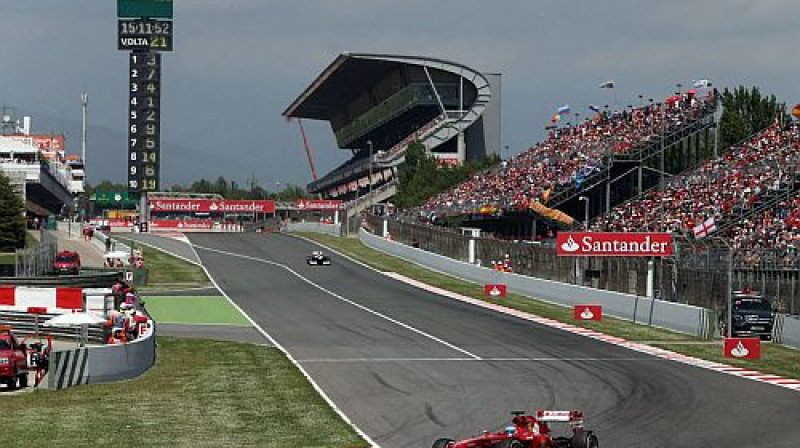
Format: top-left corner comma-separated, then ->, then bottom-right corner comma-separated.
192,248 -> 380,448
297,357 -> 664,364
192,243 -> 481,360
290,234 -> 800,394
117,235 -> 202,266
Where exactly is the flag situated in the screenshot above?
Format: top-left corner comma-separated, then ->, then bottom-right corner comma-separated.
598,80 -> 614,89
557,104 -> 570,115
589,104 -> 600,113
692,79 -> 712,88
550,114 -> 561,123
692,217 -> 716,239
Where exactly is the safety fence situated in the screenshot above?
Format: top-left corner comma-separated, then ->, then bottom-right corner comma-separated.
285,221 -> 343,237
15,230 -> 57,277
366,216 -> 800,317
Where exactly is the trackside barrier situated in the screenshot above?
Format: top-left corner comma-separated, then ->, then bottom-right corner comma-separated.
286,221 -> 342,237
360,228 -> 716,338
776,314 -> 800,348
0,272 -> 122,288
0,286 -> 85,314
41,317 -> 155,390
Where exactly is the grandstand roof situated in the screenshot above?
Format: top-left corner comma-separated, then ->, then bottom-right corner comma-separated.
282,52 -> 484,120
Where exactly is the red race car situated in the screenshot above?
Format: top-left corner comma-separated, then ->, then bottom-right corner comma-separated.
433,410 -> 599,448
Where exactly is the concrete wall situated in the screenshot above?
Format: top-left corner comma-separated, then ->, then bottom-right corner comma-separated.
360,228 -> 715,338
777,314 -> 800,348
42,320 -> 155,389
287,221 -> 342,237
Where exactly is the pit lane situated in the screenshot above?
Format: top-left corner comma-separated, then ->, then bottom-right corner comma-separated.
188,233 -> 800,448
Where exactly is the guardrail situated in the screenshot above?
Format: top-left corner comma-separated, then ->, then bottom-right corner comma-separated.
286,221 -> 342,237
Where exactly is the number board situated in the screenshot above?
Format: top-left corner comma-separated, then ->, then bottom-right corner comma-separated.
118,19 -> 173,52
128,52 -> 161,193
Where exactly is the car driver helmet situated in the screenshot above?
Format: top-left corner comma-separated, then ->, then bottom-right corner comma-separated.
505,425 -> 516,435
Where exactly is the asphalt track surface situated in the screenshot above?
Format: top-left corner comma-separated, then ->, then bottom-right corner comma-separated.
188,233 -> 800,448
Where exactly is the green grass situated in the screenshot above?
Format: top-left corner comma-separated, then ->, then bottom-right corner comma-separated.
116,237 -> 210,287
295,232 -> 800,380
5,338 -> 367,448
144,296 -> 251,326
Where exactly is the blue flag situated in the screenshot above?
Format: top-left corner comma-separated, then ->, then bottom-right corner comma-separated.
599,80 -> 615,89
557,104 -> 570,115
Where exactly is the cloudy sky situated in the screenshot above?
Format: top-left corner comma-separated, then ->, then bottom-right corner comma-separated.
1,1 -> 797,188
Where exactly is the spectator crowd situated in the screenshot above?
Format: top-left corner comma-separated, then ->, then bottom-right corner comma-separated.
592,122 -> 800,246
421,92 -> 716,216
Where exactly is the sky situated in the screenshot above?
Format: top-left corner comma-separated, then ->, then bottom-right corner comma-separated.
1,0 -> 798,188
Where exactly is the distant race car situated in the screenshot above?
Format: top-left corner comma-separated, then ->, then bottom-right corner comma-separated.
306,251 -> 331,266
433,410 -> 599,448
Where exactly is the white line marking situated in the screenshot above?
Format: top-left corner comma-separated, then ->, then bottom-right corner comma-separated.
116,235 -> 202,266
192,243 -> 481,360
191,245 -> 380,448
297,357 -> 663,364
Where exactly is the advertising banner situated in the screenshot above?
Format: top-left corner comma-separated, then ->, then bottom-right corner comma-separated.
573,304 -> 603,321
6,134 -> 65,152
556,232 -> 673,257
724,338 -> 761,359
150,220 -> 213,229
295,199 -> 342,211
484,284 -> 507,298
149,199 -> 276,214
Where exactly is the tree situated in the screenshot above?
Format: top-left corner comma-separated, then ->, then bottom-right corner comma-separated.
719,86 -> 787,150
395,141 -> 501,207
0,172 -> 26,251
85,180 -> 127,197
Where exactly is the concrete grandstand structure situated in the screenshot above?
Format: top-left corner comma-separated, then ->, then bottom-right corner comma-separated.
283,52 -> 501,215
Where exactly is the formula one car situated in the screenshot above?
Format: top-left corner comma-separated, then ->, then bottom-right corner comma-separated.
306,251 -> 331,266
432,410 -> 598,448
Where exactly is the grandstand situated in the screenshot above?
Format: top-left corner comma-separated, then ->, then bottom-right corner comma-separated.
283,53 -> 501,216
420,90 -> 719,239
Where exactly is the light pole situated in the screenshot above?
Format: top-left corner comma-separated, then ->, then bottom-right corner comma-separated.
579,196 -> 589,230
368,140 -> 374,212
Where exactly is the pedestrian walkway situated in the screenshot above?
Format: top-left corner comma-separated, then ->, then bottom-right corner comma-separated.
51,222 -> 106,268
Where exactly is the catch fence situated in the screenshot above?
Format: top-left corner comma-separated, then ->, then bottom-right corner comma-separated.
368,215 -> 800,316
15,231 -> 58,277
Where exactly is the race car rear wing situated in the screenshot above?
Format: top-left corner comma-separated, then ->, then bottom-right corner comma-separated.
536,410 -> 584,427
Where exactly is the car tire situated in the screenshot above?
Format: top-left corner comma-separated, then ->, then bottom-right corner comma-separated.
7,373 -> 18,391
497,440 -> 523,448
572,428 -> 598,448
432,438 -> 454,448
19,372 -> 28,389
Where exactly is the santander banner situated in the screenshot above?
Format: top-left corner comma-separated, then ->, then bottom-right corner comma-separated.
150,220 -> 213,229
556,232 -> 673,257
150,199 -> 276,214
295,199 -> 342,211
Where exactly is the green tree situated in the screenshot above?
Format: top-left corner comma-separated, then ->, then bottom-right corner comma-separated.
85,180 -> 127,197
0,172 -> 26,251
395,141 -> 501,207
719,86 -> 787,150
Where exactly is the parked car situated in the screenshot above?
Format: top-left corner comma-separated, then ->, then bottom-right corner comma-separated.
53,250 -> 81,275
0,326 -> 29,390
719,289 -> 775,340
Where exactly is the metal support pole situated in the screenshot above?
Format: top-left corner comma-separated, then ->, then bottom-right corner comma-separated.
80,92 -> 88,165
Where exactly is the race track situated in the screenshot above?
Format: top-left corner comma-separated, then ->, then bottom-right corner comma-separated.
187,233 -> 800,448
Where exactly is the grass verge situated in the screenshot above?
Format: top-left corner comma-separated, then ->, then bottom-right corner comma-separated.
144,296 -> 251,326
295,232 -> 800,380
116,237 -> 210,287
4,337 -> 367,448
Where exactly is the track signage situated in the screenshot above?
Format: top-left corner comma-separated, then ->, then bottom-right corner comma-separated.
556,232 -> 673,257
149,199 -> 276,214
573,304 -> 603,321
295,199 -> 343,211
484,284 -> 507,298
724,338 -> 761,359
118,19 -> 173,51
